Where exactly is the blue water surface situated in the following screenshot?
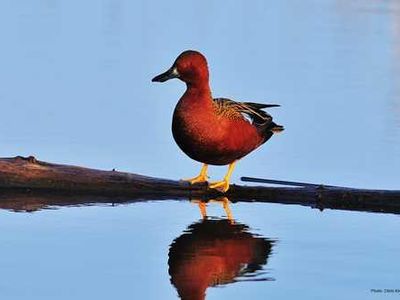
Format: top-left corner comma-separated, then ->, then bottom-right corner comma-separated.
0,201 -> 399,300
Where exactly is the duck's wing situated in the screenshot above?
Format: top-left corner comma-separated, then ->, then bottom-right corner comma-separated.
213,97 -> 282,129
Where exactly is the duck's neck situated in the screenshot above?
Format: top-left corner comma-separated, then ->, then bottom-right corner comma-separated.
183,82 -> 212,105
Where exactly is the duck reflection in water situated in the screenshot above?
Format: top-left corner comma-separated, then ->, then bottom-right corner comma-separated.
168,197 -> 275,300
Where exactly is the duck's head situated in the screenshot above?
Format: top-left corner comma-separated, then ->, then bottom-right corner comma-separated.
152,50 -> 209,87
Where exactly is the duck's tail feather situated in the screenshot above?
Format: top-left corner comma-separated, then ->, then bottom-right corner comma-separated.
262,122 -> 284,144
243,102 -> 280,109
270,123 -> 284,133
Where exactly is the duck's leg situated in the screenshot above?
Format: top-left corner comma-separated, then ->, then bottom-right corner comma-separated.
182,164 -> 209,184
208,161 -> 236,192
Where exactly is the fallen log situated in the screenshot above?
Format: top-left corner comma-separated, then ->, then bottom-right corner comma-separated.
0,156 -> 399,214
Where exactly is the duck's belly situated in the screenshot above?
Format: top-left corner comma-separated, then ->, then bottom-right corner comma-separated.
172,111 -> 261,165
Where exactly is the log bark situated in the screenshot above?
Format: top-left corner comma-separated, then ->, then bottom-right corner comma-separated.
0,156 -> 399,214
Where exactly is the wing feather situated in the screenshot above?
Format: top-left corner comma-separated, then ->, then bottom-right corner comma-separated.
213,98 -> 279,127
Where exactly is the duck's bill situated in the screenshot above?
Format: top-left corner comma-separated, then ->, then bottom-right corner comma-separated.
152,66 -> 179,82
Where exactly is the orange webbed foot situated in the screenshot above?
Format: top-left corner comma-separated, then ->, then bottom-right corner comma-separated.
208,180 -> 230,192
181,164 -> 209,185
182,174 -> 209,184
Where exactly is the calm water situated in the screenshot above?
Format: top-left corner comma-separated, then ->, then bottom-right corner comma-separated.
0,0 -> 399,299
0,199 -> 399,300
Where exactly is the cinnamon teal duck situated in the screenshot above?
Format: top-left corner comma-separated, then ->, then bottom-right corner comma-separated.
152,50 -> 283,192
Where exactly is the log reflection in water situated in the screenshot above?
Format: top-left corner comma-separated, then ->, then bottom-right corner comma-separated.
168,213 -> 274,300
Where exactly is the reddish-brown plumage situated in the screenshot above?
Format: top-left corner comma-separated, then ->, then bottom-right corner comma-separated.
172,89 -> 264,165
153,50 -> 282,166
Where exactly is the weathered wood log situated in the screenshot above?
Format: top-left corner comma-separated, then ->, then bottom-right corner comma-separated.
0,156 -> 399,214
